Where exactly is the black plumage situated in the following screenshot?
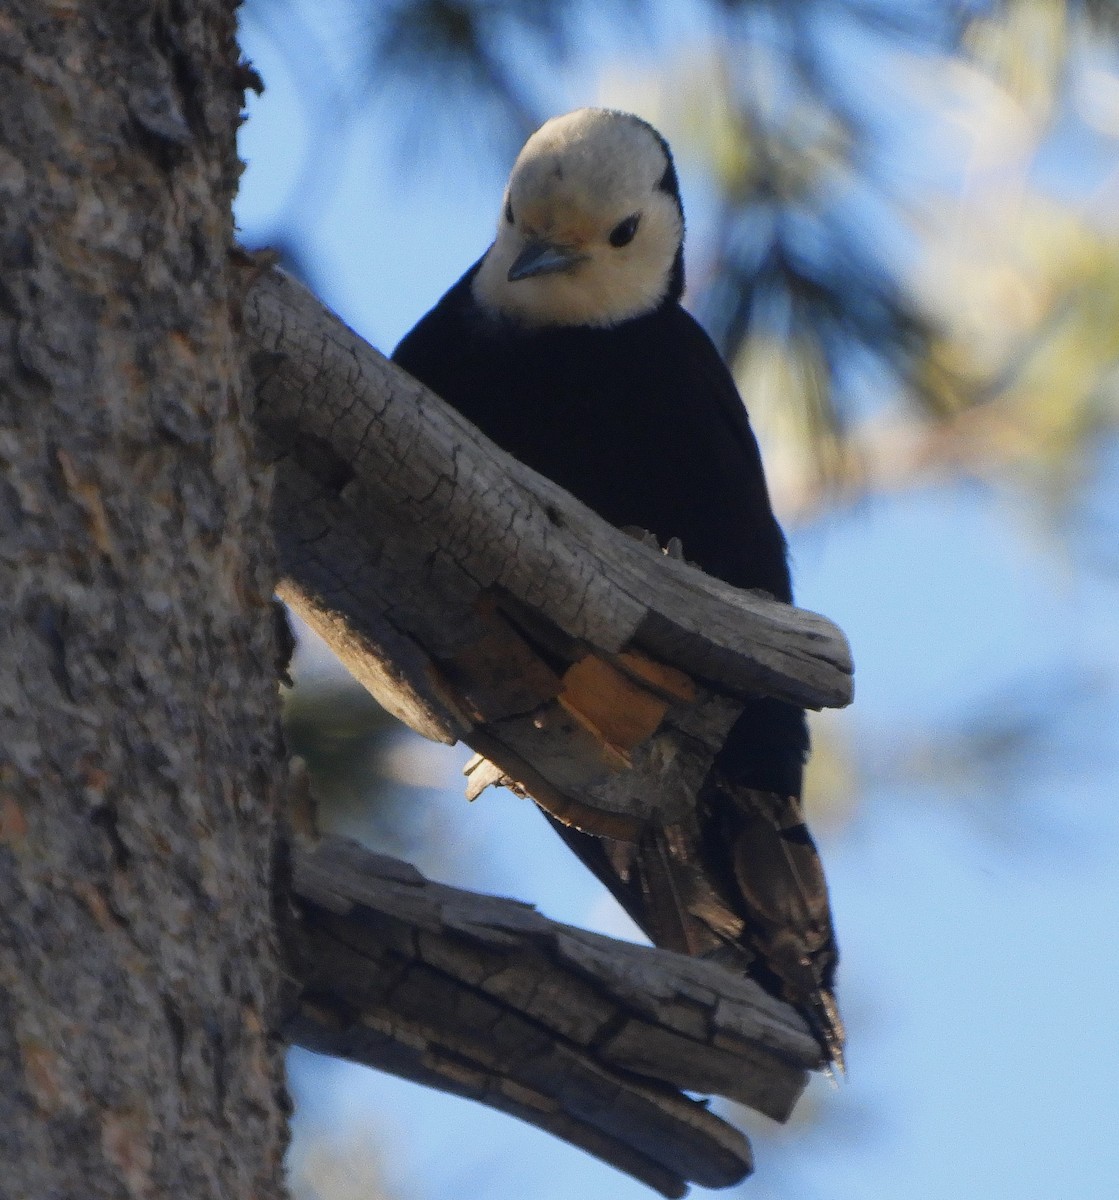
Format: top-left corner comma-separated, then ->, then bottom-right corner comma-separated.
393,109 -> 842,1065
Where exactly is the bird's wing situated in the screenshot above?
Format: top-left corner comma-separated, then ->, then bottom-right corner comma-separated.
666,306 -> 775,487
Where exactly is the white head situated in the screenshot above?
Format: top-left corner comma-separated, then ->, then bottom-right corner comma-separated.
473,108 -> 685,328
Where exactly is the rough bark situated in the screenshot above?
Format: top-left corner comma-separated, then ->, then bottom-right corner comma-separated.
0,5 -> 852,1191
284,836 -> 825,1198
244,267 -> 853,841
0,6 -> 289,1198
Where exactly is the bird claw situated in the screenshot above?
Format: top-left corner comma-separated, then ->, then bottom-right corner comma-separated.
620,524 -> 661,550
621,526 -> 691,564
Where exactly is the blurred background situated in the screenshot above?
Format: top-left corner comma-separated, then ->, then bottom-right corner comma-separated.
236,2 -> 1119,1197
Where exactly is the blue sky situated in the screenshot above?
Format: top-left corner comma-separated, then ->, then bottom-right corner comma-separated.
238,7 -> 1119,1198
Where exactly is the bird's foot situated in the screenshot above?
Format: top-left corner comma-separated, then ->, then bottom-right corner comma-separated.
620,526 -> 697,567
620,524 -> 661,550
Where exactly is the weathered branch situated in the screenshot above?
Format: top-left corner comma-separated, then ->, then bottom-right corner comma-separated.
244,266 -> 853,839
285,837 -> 825,1198
246,266 -> 852,1189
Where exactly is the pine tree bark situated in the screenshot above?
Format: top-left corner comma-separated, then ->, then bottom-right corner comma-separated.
0,5 -> 289,1198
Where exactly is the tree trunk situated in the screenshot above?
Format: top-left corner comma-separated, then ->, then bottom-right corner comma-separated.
0,5 -> 289,1197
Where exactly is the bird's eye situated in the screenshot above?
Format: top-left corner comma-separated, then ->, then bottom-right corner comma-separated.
504,198 -> 515,224
608,214 -> 640,247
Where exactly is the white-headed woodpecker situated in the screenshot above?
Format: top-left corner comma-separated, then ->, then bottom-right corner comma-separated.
393,108 -> 844,1067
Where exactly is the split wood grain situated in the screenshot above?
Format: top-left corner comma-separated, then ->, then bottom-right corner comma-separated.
244,266 -> 853,840
285,837 -> 826,1197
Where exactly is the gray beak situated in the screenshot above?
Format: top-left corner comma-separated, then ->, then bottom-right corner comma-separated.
507,239 -> 585,282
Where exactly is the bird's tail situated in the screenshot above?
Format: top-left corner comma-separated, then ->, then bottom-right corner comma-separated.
699,780 -> 844,1070
544,782 -> 845,1069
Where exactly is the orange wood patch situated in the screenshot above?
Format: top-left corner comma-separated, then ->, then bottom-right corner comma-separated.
613,649 -> 697,703
558,653 -> 673,755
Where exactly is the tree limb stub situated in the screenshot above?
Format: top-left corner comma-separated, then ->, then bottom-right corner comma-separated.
244,267 -> 853,839
285,837 -> 825,1196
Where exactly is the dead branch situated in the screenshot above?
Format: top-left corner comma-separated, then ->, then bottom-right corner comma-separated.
243,267 -> 853,840
245,267 -> 853,1190
284,836 -> 825,1198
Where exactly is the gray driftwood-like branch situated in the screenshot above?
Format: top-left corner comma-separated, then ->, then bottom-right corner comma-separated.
244,266 -> 852,841
244,265 -> 853,1190
285,837 -> 825,1198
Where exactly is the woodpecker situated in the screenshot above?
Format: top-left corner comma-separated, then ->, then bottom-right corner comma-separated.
393,108 -> 843,1066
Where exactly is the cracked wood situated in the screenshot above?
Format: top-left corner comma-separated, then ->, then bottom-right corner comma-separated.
285,837 -> 825,1198
244,267 -> 853,840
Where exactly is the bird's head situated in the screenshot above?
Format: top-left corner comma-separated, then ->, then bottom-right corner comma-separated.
473,108 -> 684,328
